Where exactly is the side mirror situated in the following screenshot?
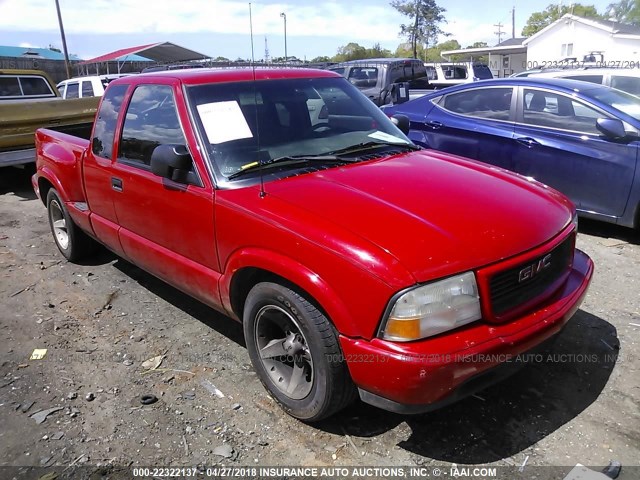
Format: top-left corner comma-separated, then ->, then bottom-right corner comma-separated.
150,144 -> 198,185
596,118 -> 626,139
390,82 -> 410,105
391,114 -> 411,135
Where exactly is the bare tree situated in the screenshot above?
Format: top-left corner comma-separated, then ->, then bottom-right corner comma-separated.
391,0 -> 448,59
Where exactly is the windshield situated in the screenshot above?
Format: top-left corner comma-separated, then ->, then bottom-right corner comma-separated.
187,77 -> 411,181
587,87 -> 640,118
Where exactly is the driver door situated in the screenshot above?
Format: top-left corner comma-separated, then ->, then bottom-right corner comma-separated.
110,81 -> 222,308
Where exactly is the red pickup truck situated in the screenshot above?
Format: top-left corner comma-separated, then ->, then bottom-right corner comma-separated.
32,68 -> 593,421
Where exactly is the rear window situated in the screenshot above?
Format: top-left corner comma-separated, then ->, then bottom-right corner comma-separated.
348,67 -> 378,89
563,74 -> 603,84
610,75 -> 640,96
473,64 -> 493,80
0,75 -> 56,99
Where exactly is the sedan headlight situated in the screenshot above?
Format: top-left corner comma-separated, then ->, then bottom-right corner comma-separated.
380,272 -> 481,342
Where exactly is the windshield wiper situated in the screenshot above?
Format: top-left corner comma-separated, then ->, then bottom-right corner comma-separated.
227,154 -> 354,180
327,141 -> 421,156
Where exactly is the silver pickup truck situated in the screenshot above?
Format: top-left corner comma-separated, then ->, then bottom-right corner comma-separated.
328,58 -> 432,106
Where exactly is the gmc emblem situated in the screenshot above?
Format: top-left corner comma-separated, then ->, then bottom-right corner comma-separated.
518,254 -> 552,283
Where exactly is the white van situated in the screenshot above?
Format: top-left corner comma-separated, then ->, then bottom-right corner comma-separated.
57,74 -> 132,99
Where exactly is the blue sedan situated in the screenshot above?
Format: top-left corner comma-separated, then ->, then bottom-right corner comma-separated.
383,78 -> 640,229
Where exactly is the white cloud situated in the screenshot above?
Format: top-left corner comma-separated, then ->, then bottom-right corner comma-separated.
0,0 -> 405,43
445,19 -> 498,48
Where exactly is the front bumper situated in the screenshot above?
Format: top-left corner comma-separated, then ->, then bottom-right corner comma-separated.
339,249 -> 593,414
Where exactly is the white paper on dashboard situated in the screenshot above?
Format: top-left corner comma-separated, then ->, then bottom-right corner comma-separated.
368,131 -> 407,143
196,101 -> 253,144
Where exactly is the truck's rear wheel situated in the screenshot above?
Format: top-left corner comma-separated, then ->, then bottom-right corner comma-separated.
46,189 -> 96,262
243,282 -> 356,421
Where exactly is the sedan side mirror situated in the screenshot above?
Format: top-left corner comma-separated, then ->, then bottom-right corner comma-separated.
391,114 -> 411,135
596,118 -> 626,139
150,144 -> 198,185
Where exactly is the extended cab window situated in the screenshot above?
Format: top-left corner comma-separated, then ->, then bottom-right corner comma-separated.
92,84 -> 128,159
118,85 -> 187,168
522,89 -> 604,135
440,87 -> 513,120
20,76 -> 53,96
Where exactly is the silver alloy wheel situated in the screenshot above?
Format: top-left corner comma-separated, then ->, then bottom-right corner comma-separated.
49,199 -> 69,250
254,304 -> 314,400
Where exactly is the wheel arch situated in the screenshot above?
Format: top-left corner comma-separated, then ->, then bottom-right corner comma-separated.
222,249 -> 360,337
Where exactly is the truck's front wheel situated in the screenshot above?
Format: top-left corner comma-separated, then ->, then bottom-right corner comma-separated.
46,189 -> 96,262
243,282 -> 356,421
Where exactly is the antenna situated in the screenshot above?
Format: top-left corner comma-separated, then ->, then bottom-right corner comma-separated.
249,3 -> 266,198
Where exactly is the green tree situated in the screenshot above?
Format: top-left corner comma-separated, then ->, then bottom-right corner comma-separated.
522,3 -> 603,37
332,42 -> 392,62
391,0 -> 448,59
468,41 -> 488,48
607,0 -> 640,24
311,56 -> 331,63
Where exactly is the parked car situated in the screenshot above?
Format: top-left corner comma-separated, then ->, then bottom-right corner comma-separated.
527,68 -> 640,96
57,74 -> 132,99
425,62 -> 493,89
33,69 -> 592,421
328,58 -> 431,106
382,78 -> 640,229
0,69 -> 98,167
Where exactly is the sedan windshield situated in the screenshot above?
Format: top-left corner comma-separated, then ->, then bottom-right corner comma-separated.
186,77 -> 411,181
587,87 -> 640,118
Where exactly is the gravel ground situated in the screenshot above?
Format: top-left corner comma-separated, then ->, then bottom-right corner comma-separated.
0,166 -> 638,479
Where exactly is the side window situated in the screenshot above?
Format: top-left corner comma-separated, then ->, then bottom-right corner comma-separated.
82,81 -> 95,97
426,66 -> 438,80
563,74 -> 603,85
522,88 -> 603,134
57,83 -> 66,97
440,88 -> 513,120
20,77 -> 53,96
610,75 -> 640,96
66,82 -> 80,98
118,85 -> 187,168
92,84 -> 128,159
0,77 -> 21,97
329,67 -> 345,76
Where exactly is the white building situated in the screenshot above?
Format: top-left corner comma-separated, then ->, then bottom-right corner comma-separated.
524,14 -> 640,67
441,14 -> 640,77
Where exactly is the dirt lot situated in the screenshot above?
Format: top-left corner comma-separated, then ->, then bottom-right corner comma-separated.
0,166 -> 639,479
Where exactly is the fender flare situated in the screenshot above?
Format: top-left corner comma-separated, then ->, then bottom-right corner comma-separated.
220,247 -> 360,337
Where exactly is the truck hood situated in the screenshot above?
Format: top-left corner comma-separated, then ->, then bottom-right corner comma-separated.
264,149 -> 574,283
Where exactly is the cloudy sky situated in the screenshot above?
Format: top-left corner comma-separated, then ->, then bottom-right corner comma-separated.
0,0 -> 615,61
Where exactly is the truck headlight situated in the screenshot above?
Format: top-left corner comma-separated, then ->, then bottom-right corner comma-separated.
380,272 -> 481,342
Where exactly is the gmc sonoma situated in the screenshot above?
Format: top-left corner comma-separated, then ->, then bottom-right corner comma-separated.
32,68 -> 593,421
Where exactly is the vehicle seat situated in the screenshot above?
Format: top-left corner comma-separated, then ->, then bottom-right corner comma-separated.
528,93 -> 547,112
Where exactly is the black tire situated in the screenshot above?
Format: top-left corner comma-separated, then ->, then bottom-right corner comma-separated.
243,282 -> 356,421
46,189 -> 96,262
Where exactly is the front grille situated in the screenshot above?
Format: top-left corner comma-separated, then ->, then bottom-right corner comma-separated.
489,235 -> 574,316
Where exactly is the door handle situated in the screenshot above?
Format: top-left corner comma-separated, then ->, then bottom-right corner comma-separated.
515,137 -> 540,148
111,177 -> 123,192
425,120 -> 443,130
